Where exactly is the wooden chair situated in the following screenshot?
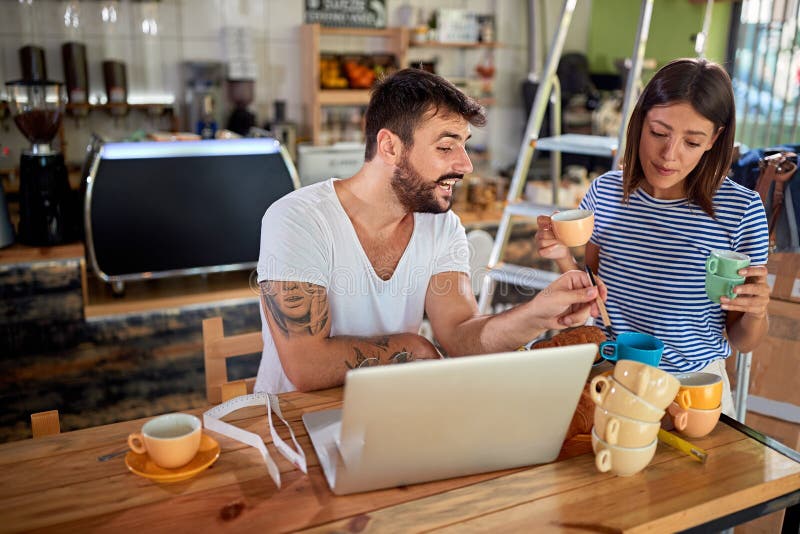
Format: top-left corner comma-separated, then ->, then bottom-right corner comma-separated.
202,317 -> 263,404
31,410 -> 61,438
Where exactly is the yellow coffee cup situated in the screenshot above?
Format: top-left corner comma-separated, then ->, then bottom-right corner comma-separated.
668,402 -> 722,439
551,209 -> 594,247
128,413 -> 202,469
593,405 -> 661,448
612,359 -> 680,410
590,375 -> 665,422
673,372 -> 723,410
591,427 -> 658,477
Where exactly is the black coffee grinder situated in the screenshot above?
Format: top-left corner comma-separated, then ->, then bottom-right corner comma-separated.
6,80 -> 76,246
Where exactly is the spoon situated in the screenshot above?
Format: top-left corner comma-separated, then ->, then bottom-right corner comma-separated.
97,448 -> 128,462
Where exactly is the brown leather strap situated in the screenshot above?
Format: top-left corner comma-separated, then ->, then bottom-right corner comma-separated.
754,152 -> 797,250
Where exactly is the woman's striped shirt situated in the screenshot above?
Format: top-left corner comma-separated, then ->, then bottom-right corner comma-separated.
579,171 -> 769,372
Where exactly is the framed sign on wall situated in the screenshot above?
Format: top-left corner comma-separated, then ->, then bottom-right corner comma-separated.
305,0 -> 387,28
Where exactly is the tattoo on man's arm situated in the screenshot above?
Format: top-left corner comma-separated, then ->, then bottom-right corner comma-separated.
345,345 -> 416,370
389,351 -> 415,364
260,280 -> 329,338
345,347 -> 380,370
371,336 -> 391,350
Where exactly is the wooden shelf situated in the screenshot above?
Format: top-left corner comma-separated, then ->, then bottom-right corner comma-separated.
83,268 -> 257,319
453,204 -> 504,228
410,41 -> 499,49
302,23 -> 408,145
320,27 -> 402,37
66,102 -> 174,113
318,90 -> 372,106
0,242 -> 84,265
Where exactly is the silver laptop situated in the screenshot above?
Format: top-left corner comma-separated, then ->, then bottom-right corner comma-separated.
302,344 -> 597,495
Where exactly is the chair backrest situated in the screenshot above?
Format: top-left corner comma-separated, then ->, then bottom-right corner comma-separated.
202,317 -> 264,404
31,410 -> 61,438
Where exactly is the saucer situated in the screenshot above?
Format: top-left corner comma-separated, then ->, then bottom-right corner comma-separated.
125,433 -> 220,483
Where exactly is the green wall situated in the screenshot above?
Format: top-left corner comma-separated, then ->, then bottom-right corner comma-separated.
586,0 -> 732,75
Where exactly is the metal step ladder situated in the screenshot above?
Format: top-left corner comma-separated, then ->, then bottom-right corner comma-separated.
477,0 -> 654,314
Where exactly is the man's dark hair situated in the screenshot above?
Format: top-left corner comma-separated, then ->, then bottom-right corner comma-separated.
363,68 -> 487,161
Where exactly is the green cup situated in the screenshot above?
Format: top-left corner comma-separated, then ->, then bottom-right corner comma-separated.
705,250 -> 750,279
705,272 -> 745,303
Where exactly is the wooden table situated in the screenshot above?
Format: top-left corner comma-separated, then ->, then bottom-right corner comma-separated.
3,387 -> 800,533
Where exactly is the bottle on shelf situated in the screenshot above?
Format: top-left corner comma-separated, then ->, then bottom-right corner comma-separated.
196,94 -> 218,140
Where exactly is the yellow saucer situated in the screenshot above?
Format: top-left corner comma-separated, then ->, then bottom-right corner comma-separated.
125,433 -> 220,483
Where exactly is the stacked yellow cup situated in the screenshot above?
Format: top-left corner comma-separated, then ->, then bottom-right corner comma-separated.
667,372 -> 723,438
589,360 -> 680,476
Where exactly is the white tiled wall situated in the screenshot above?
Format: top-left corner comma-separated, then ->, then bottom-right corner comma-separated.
0,0 -> 590,172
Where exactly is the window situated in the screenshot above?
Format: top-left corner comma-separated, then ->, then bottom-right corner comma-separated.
731,0 -> 800,147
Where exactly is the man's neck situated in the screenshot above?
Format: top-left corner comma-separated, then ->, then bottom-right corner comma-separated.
334,169 -> 409,233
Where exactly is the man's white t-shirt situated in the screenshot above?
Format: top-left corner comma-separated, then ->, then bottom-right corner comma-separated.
254,179 -> 470,393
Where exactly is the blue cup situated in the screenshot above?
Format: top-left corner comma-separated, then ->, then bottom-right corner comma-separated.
599,332 -> 664,367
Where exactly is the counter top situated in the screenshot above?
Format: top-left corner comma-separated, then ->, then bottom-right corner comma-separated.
0,242 -> 84,265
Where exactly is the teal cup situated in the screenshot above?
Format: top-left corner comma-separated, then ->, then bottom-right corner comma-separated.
599,332 -> 664,367
705,271 -> 745,303
706,250 -> 750,279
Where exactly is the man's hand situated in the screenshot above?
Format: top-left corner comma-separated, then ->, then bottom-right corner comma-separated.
527,270 -> 606,330
425,270 -> 608,357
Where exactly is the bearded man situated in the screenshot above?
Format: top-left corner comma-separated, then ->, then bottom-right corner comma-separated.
255,68 -> 605,393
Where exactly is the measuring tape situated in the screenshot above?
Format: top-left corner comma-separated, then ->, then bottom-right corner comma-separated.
203,392 -> 307,488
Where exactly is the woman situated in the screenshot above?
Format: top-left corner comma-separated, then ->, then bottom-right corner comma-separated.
536,58 -> 770,416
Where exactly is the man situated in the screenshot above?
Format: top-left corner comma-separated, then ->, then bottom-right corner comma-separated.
255,68 -> 604,393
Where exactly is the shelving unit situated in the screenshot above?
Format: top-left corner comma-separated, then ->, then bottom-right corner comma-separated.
404,37 -> 501,191
408,41 -> 499,49
300,23 -> 408,145
407,38 -> 498,108
65,102 -> 175,114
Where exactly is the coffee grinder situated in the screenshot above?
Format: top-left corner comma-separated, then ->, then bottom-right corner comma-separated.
6,80 -> 76,246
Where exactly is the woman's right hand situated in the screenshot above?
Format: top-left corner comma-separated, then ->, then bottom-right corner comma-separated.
536,215 -> 571,261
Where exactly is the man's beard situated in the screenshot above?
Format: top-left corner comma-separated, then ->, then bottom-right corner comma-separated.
390,154 -> 462,213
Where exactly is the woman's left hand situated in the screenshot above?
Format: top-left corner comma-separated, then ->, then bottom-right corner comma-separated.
719,265 -> 770,318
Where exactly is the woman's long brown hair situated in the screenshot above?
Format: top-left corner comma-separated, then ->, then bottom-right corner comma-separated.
621,58 -> 736,217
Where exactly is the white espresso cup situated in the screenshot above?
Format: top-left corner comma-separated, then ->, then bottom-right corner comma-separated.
128,413 -> 202,469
